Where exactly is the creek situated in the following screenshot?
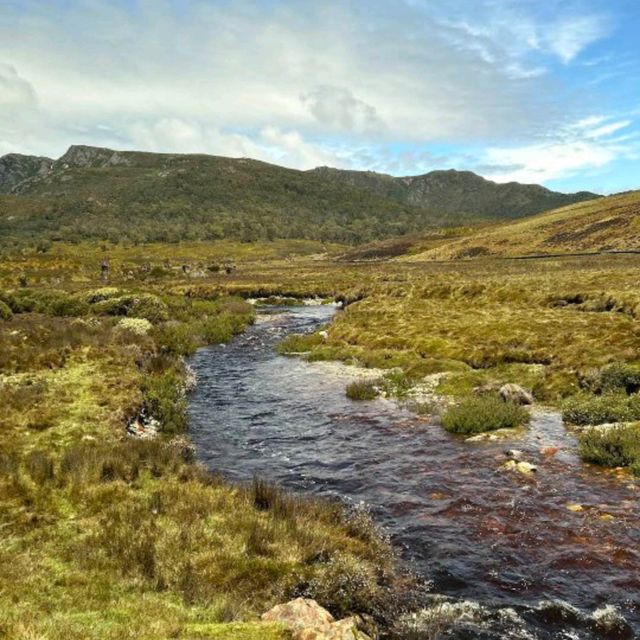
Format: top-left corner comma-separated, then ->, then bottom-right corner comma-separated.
188,305 -> 640,639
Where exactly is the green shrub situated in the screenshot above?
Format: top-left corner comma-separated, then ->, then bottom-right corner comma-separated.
143,370 -> 188,433
93,293 -> 169,323
600,362 -> 640,394
153,322 -> 199,356
46,295 -> 90,317
562,392 -> 640,426
126,294 -> 170,323
201,316 -> 236,344
345,379 -> 379,401
0,300 -> 12,320
578,424 -> 640,471
442,396 -> 529,434
84,287 -> 121,303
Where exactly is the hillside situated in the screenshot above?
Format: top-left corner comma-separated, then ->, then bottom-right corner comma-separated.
311,166 -> 598,219
0,153 -> 53,194
401,190 -> 640,261
0,145 -> 598,248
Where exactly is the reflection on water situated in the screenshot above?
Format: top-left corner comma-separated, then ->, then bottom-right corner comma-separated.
188,305 -> 640,639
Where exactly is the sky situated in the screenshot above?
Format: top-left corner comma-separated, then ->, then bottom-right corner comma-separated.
0,0 -> 639,193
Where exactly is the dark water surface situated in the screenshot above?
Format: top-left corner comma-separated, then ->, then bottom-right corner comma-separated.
188,305 -> 640,639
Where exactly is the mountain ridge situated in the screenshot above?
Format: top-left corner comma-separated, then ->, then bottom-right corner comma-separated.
310,165 -> 599,220
0,145 -> 601,247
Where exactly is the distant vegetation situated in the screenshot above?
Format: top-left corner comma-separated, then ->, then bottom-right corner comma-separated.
0,145 -> 597,249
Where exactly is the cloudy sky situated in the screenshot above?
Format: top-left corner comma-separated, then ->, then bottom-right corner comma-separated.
1,0 -> 638,193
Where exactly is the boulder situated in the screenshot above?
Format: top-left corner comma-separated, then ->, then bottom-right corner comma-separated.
499,383 -> 534,406
262,598 -> 370,640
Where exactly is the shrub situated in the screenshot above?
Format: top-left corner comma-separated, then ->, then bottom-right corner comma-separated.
46,295 -> 90,317
153,322 -> 199,356
600,363 -> 640,394
117,317 -> 153,336
562,392 -> 640,426
143,370 -> 188,433
442,396 -> 529,434
84,287 -> 121,304
578,424 -> 640,470
346,379 -> 379,401
126,294 -> 170,323
0,300 -> 12,320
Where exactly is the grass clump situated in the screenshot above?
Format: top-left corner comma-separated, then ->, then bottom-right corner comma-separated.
442,396 -> 529,434
578,424 -> 640,473
346,379 -> 379,401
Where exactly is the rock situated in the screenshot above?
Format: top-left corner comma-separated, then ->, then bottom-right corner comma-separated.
262,598 -> 371,640
541,446 -> 558,456
566,503 -> 584,512
504,449 -> 524,461
516,461 -> 537,475
499,384 -> 534,405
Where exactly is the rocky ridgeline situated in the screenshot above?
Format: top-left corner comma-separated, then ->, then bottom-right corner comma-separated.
0,153 -> 53,193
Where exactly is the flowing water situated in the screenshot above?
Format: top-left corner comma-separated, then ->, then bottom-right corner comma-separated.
188,305 -> 640,639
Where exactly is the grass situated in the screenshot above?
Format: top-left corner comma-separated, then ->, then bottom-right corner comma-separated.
346,379 -> 380,401
441,396 -> 529,435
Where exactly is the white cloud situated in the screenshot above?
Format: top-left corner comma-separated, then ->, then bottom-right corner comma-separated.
301,86 -> 384,134
546,15 -> 611,64
0,0 -> 570,160
481,116 -> 635,184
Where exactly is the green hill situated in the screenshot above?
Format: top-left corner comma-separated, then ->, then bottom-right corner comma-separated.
310,166 -> 599,220
0,145 -> 599,248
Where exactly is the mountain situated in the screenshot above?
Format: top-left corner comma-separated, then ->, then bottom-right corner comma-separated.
399,190 -> 640,261
310,166 -> 599,220
0,145 -> 600,247
0,153 -> 53,194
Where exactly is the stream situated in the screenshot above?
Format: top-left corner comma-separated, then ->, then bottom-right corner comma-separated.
188,305 -> 640,639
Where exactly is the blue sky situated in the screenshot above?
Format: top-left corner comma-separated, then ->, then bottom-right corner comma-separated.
0,0 -> 638,193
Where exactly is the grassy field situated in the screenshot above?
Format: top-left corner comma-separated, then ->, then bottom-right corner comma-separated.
2,238 -> 640,638
0,243 -> 400,640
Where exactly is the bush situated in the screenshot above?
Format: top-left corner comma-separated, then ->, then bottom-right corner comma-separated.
153,322 -> 199,356
442,396 -> 529,434
562,392 -> 640,426
600,363 -> 640,394
578,424 -> 640,471
0,300 -> 12,320
346,379 -> 379,401
143,370 -> 188,433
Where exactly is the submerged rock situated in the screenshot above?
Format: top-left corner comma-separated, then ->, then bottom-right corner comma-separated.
261,598 -> 371,640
